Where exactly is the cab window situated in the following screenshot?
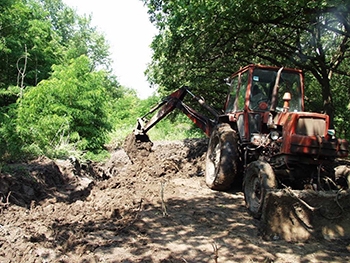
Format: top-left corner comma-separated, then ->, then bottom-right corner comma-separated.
237,72 -> 248,110
225,71 -> 248,112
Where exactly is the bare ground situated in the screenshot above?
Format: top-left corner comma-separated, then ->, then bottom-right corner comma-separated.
0,138 -> 350,263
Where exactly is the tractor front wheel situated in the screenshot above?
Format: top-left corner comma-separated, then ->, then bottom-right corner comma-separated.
205,123 -> 238,191
243,161 -> 277,219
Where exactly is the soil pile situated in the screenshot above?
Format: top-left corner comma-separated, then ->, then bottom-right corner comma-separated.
1,138 -> 350,262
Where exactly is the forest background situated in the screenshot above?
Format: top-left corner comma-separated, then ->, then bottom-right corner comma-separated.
0,0 -> 349,163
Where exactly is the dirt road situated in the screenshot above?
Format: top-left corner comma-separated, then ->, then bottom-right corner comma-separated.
1,139 -> 349,262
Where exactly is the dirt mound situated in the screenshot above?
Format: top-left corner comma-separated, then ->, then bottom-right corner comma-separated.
0,156 -> 108,208
0,157 -> 67,207
1,139 -> 350,262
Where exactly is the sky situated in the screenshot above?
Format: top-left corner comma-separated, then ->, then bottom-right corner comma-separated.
62,0 -> 158,99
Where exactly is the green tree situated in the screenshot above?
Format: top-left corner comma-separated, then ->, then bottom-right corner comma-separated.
143,0 -> 350,128
0,0 -> 61,90
39,0 -> 112,70
0,0 -> 112,106
0,0 -> 119,160
16,55 -> 113,156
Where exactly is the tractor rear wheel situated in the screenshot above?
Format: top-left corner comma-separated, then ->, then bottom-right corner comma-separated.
243,161 -> 277,219
205,123 -> 238,190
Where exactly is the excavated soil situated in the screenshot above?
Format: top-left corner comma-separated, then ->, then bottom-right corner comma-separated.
1,138 -> 350,262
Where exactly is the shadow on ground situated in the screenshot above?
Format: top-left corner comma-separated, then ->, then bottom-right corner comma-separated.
48,190 -> 350,263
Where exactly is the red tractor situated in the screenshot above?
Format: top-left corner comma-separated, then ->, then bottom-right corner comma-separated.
127,64 -> 349,219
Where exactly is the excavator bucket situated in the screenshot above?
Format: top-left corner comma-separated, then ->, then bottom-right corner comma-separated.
124,132 -> 153,164
124,119 -> 153,164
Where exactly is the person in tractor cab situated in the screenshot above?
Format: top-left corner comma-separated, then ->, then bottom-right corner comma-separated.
250,84 -> 268,110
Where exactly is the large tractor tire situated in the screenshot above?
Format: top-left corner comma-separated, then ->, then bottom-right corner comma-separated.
243,160 -> 277,219
205,123 -> 239,191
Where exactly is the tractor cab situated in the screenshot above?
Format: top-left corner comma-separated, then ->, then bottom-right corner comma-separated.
224,64 -> 305,143
224,64 -> 304,113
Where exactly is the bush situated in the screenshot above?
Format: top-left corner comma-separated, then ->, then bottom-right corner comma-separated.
16,55 -> 113,157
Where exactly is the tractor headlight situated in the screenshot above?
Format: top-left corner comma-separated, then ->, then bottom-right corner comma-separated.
270,131 -> 279,141
251,133 -> 262,146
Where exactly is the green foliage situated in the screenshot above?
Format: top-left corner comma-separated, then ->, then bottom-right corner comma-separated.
0,0 -> 124,161
147,113 -> 205,141
304,75 -> 324,113
107,92 -> 205,148
143,0 -> 350,125
0,86 -> 20,107
16,55 -> 113,156
0,0 -> 62,89
108,92 -> 160,147
0,0 -> 119,161
0,103 -> 23,161
0,0 -> 111,90
333,74 -> 350,140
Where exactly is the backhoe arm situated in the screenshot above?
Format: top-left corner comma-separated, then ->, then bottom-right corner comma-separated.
134,86 -> 218,137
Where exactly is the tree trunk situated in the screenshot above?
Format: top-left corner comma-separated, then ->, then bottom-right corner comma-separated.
320,77 -> 335,129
